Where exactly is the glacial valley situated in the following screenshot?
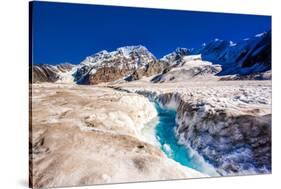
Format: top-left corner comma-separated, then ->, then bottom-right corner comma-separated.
30,31 -> 272,188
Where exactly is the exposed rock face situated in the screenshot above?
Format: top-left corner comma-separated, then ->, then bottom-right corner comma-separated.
30,83 -> 205,188
191,31 -> 271,75
75,45 -> 165,84
125,61 -> 169,81
115,80 -> 272,175
31,64 -> 60,83
31,63 -> 75,83
86,67 -> 132,85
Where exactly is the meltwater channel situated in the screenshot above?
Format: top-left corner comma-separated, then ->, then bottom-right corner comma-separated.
152,103 -> 218,176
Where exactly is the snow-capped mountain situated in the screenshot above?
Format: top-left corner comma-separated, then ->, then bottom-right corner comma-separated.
191,31 -> 271,75
31,46 -> 164,84
160,48 -> 191,65
74,45 -> 161,84
31,31 -> 271,84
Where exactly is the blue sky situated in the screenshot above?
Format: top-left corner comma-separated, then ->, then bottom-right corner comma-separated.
31,1 -> 271,65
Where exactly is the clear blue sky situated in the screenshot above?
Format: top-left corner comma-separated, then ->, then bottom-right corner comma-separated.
31,1 -> 271,65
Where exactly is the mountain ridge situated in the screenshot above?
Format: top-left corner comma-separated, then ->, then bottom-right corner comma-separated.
31,31 -> 271,84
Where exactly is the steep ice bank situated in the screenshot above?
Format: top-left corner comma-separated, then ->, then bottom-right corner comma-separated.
153,103 -> 219,176
116,80 -> 271,175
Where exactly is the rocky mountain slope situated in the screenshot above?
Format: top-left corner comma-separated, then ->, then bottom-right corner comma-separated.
191,31 -> 271,75
31,63 -> 75,83
31,46 -> 168,85
74,45 -> 166,84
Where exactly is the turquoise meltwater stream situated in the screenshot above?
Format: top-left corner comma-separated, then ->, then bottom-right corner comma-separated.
153,103 -> 218,176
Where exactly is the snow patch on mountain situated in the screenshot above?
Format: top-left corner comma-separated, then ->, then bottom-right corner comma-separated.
152,55 -> 221,83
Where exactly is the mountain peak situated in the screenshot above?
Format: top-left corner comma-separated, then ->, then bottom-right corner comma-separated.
117,45 -> 147,52
193,30 -> 271,75
160,47 -> 190,63
75,45 -> 157,84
